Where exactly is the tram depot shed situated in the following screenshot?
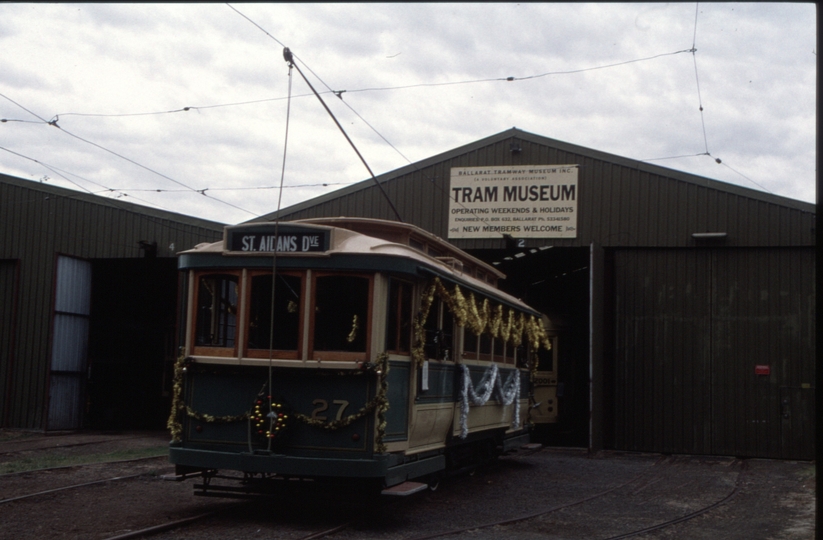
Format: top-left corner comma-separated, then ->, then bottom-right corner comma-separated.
0,172 -> 224,432
254,128 -> 816,461
0,127 -> 816,461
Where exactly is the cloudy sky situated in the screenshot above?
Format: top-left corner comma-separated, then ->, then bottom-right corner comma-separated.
0,3 -> 816,225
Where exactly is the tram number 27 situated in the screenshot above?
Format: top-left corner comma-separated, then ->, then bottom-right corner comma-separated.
311,399 -> 350,422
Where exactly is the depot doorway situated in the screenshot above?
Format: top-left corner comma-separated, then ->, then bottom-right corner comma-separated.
470,246 -> 591,447
87,258 -> 179,430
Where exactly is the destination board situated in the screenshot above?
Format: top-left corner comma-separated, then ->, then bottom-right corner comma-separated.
225,224 -> 330,253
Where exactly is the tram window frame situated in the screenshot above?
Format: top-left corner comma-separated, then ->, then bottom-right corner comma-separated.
309,272 -> 373,361
535,336 -> 558,373
516,342 -> 530,368
244,270 -> 304,359
423,297 -> 455,362
191,271 -> 240,357
463,329 -> 479,360
492,338 -> 514,364
386,278 -> 413,355
464,335 -> 514,364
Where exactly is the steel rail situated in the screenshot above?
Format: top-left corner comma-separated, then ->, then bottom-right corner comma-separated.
406,456 -> 744,540
0,434 -> 163,455
0,472 -> 150,505
95,506 -> 353,540
0,453 -> 168,478
601,459 -> 746,540
100,511 -> 227,540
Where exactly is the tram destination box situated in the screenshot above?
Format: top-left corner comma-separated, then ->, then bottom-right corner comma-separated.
225,223 -> 331,253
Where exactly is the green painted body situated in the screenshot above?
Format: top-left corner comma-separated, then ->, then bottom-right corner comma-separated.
170,220 -> 543,489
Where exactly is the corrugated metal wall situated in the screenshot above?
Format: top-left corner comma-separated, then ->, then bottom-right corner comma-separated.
0,259 -> 19,426
613,247 -> 815,459
270,130 -> 814,252
261,128 -> 815,460
0,174 -> 224,429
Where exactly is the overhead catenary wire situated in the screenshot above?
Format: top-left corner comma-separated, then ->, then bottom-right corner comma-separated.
220,2 -> 799,217
0,91 -> 260,219
0,145 -> 177,213
0,151 -> 228,253
3,142 -> 354,198
0,4 -> 804,217
12,49 -> 699,123
690,3 -> 710,157
85,182 -> 355,193
47,117 -> 258,217
227,7 -> 519,233
284,47 -> 403,223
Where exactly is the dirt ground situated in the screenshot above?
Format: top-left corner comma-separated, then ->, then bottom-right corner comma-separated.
0,430 -> 816,539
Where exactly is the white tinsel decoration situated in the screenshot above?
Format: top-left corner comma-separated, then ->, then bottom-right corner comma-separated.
458,363 -> 521,439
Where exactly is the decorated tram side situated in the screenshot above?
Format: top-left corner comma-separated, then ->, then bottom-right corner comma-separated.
168,217 -> 552,496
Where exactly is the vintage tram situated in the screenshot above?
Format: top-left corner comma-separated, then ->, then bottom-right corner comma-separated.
168,217 -> 553,496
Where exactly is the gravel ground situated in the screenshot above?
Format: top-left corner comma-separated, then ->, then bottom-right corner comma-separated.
0,430 -> 815,539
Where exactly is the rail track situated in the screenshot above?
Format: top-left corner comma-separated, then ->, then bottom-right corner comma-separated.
0,433 -> 165,456
0,446 -> 793,540
82,452 -> 744,540
404,456 -> 746,540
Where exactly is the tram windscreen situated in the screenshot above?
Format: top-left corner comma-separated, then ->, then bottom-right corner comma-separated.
195,274 -> 238,348
248,273 -> 301,351
313,275 -> 369,352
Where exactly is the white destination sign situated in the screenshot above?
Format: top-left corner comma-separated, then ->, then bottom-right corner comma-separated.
447,165 -> 578,239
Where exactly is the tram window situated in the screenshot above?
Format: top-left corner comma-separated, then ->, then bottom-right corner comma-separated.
194,273 -> 239,349
247,272 -> 301,354
536,337 -> 557,371
423,298 -> 454,361
516,343 -> 529,368
493,336 -> 506,363
423,298 -> 440,359
439,307 -> 454,361
479,333 -> 493,361
463,331 -> 478,360
387,279 -> 413,354
313,275 -> 370,354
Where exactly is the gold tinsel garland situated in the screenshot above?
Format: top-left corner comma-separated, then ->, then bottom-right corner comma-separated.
290,351 -> 391,453
185,407 -> 249,424
167,352 -> 392,453
411,277 -> 551,368
167,355 -> 253,443
167,353 -> 189,443
346,314 -> 359,343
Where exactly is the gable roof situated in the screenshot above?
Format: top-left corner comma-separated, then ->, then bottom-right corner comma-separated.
253,127 -> 814,222
1,172 -> 226,260
0,172 -> 226,230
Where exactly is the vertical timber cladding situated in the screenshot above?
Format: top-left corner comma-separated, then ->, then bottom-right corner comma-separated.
447,165 -> 579,240
614,247 -> 815,460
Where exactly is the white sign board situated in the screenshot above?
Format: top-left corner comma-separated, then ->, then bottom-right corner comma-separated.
447,165 -> 578,239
